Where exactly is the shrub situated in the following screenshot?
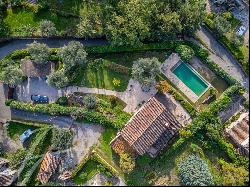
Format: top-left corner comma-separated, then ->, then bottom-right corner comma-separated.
177,154 -> 214,186
6,149 -> 27,169
51,128 -> 73,151
119,153 -> 135,174
218,159 -> 249,186
105,61 -> 131,74
56,96 -> 68,106
155,80 -> 171,93
175,45 -> 195,62
83,94 -> 97,109
112,78 -> 121,87
6,100 -> 129,129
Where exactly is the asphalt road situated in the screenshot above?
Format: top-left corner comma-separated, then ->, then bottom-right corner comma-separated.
0,38 -> 108,59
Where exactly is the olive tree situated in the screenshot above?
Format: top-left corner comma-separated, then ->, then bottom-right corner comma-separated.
27,41 -> 50,64
132,57 -> 161,90
58,41 -> 87,72
39,20 -> 57,37
1,66 -> 24,88
46,70 -> 69,88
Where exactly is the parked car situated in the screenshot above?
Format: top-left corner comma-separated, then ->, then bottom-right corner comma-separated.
236,26 -> 247,36
31,94 -> 49,103
19,129 -> 33,143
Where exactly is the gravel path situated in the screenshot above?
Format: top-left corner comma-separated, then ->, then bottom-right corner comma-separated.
16,78 -> 157,113
195,27 -> 249,91
11,108 -> 104,166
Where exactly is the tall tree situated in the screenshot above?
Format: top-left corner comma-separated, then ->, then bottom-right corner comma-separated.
58,41 -> 87,72
27,41 -> 50,64
105,0 -> 156,46
1,65 -> 24,87
178,0 -> 206,35
132,57 -> 161,89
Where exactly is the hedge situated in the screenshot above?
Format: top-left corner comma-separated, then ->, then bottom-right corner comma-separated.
71,149 -> 93,178
91,150 -> 120,176
5,100 -> 129,129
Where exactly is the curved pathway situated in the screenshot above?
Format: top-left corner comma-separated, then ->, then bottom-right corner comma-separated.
16,78 -> 157,113
196,27 -> 249,91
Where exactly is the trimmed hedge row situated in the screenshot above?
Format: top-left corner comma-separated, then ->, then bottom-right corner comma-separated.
91,150 -> 120,176
71,148 -> 93,178
5,100 -> 129,129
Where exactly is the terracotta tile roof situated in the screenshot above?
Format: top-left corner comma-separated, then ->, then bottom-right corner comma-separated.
0,169 -> 17,186
115,97 -> 181,155
225,113 -> 249,156
37,151 -> 60,184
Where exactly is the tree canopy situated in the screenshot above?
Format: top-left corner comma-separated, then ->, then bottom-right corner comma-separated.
176,45 -> 195,61
58,41 -> 88,72
1,65 -> 24,87
27,41 -> 50,64
46,70 -> 69,88
39,20 -> 57,37
132,57 -> 161,88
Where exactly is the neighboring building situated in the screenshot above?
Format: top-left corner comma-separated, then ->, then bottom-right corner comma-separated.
110,97 -> 183,158
0,158 -> 17,186
225,112 -> 249,156
37,151 -> 61,184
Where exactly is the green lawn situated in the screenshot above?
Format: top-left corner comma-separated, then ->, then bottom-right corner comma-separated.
124,139 -> 231,186
73,160 -> 99,185
7,121 -> 40,140
89,50 -> 168,68
73,65 -> 130,92
4,7 -> 79,36
98,128 -> 118,160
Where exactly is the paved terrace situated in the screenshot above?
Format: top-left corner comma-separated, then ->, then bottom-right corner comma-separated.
161,53 -> 201,103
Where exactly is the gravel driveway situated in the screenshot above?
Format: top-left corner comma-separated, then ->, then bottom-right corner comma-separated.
11,109 -> 104,166
195,27 -> 249,91
16,77 -> 64,103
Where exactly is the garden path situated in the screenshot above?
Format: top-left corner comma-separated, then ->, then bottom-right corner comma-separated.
11,108 -> 104,166
16,78 -> 157,113
194,27 -> 249,91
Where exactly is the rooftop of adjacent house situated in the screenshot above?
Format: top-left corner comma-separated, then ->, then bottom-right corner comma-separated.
111,96 -> 182,157
21,59 -> 54,78
225,112 -> 249,155
37,151 -> 61,184
0,158 -> 17,186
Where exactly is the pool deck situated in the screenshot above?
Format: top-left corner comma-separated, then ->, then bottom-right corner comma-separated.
161,53 -> 210,103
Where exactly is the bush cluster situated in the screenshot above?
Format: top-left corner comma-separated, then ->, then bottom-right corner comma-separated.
177,154 -> 214,186
6,100 -> 130,129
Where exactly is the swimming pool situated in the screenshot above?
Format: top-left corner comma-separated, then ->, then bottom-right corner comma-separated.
172,62 -> 209,96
